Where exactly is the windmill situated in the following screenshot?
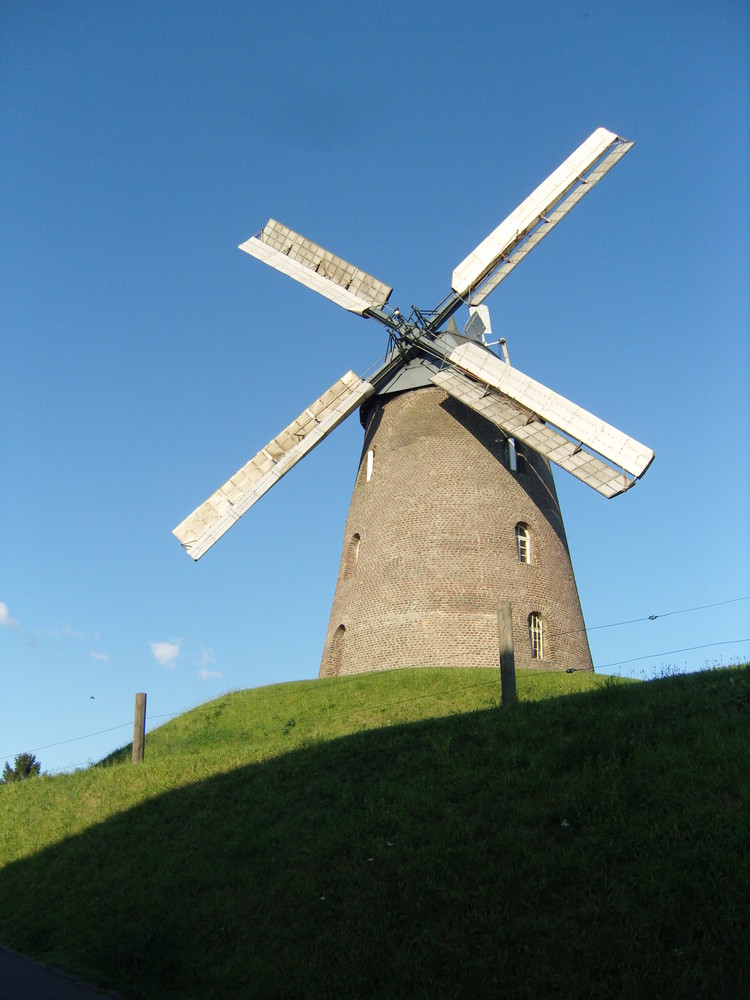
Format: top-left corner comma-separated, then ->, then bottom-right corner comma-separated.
174,127 -> 654,676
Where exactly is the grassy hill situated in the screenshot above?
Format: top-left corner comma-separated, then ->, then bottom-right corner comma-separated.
0,665 -> 748,999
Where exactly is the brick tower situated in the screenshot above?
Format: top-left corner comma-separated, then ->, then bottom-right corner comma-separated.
319,385 -> 594,676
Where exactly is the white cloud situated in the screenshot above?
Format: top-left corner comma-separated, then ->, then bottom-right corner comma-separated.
198,669 -> 222,680
58,624 -> 85,640
90,650 -> 110,662
38,624 -> 86,640
0,602 -> 19,629
150,640 -> 180,668
195,647 -> 217,667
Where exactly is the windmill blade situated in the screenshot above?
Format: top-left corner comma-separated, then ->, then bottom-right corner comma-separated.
451,128 -> 634,302
173,372 -> 375,560
432,367 -> 635,497
467,141 -> 633,306
439,340 -> 654,482
239,219 -> 392,315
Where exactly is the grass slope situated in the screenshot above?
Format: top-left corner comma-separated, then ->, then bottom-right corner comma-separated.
0,666 -> 748,999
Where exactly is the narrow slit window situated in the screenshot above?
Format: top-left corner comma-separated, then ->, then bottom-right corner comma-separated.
529,612 -> 544,660
344,533 -> 360,578
366,449 -> 374,482
515,523 -> 530,564
327,624 -> 346,676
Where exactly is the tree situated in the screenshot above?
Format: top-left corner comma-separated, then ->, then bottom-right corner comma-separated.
2,752 -> 41,783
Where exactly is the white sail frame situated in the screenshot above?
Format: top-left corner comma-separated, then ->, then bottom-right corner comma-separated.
174,372 -> 374,560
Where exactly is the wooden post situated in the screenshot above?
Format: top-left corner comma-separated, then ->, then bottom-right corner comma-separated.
497,601 -> 517,708
132,692 -> 147,763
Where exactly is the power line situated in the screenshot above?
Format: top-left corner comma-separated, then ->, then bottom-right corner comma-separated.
0,713 -> 178,760
554,595 -> 750,640
598,638 -> 750,670
588,595 -> 750,632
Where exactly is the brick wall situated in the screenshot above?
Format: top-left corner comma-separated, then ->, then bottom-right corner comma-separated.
319,386 -> 594,676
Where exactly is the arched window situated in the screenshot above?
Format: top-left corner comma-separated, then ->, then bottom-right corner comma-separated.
326,624 -> 346,676
528,612 -> 544,660
515,523 -> 531,564
343,533 -> 360,578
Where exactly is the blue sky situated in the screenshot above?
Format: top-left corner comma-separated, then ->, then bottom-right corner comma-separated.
2,1 -> 748,774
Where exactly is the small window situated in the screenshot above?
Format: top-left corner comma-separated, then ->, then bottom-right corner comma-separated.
529,612 -> 544,660
344,533 -> 360,578
366,449 -> 374,482
515,523 -> 530,564
327,624 -> 346,676
508,436 -> 518,472
508,437 -> 528,473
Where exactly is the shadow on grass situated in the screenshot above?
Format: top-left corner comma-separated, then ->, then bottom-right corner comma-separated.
1,669 -> 748,1000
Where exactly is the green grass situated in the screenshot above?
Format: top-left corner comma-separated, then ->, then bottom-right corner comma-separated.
0,665 -> 748,999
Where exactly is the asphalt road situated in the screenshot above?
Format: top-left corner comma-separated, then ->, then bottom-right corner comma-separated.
0,945 -> 122,999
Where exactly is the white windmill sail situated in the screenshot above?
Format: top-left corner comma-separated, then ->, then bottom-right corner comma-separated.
436,340 -> 654,485
451,127 -> 634,304
239,220 -> 392,315
432,367 -> 634,497
173,372 -> 375,560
